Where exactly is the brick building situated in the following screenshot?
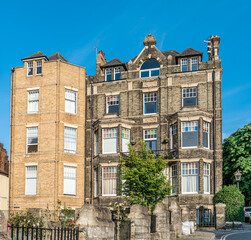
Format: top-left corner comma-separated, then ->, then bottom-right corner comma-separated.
85,34 -> 222,222
10,52 -> 86,211
0,143 -> 9,212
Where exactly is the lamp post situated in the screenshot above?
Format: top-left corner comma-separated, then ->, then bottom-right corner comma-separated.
234,169 -> 242,190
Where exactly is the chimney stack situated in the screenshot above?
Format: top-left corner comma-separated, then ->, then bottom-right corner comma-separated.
208,35 -> 220,61
96,50 -> 106,75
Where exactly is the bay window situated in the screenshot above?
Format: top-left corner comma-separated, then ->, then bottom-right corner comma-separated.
181,121 -> 199,148
144,129 -> 157,152
102,128 -> 118,154
181,163 -> 199,194
171,165 -> 178,195
203,122 -> 210,149
102,166 -> 117,196
204,163 -> 210,194
170,123 -> 177,150
122,128 -> 130,152
94,168 -> 98,197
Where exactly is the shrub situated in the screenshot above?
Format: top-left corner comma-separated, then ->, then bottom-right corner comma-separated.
213,185 -> 245,222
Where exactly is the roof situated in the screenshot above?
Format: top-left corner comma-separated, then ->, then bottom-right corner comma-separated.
47,53 -> 68,62
162,50 -> 179,58
176,47 -> 202,57
101,58 -> 126,68
21,51 -> 47,61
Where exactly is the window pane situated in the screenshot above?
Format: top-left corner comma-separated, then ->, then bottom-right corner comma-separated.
144,92 -> 157,114
64,166 -> 76,195
141,71 -> 149,78
64,127 -> 77,153
27,127 -> 38,153
151,69 -> 160,76
122,128 -> 130,153
65,90 -> 77,114
28,90 -> 39,113
181,163 -> 199,193
26,166 -> 37,195
102,128 -> 117,154
102,167 -> 117,196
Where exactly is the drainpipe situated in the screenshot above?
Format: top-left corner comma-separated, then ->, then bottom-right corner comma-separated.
84,76 -> 88,203
90,81 -> 94,204
9,67 -> 15,217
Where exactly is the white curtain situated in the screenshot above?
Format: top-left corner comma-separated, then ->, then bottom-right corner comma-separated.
102,167 -> 117,196
122,138 -> 130,152
64,166 -> 76,195
204,175 -> 210,193
65,90 -> 77,114
64,127 -> 77,153
182,175 -> 198,193
26,166 -> 37,195
103,138 -> 117,154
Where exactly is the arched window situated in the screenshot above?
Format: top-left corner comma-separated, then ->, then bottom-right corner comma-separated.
140,60 -> 160,78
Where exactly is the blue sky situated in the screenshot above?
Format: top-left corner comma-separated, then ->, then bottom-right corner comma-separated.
0,0 -> 250,153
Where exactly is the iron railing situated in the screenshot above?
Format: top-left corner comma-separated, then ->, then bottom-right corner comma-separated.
9,224 -> 80,240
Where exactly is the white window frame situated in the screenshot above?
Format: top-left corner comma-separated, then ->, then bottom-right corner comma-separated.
102,128 -> 118,154
114,67 -> 120,80
144,129 -> 157,152
170,123 -> 177,150
36,60 -> 42,75
25,166 -> 37,195
140,67 -> 160,78
171,165 -> 178,195
64,166 -> 76,195
65,89 -> 77,114
105,68 -> 112,81
181,58 -> 188,72
143,92 -> 157,115
64,127 -> 77,154
203,122 -> 210,149
122,128 -> 130,153
28,90 -> 39,113
204,163 -> 210,194
102,166 -> 117,196
106,96 -> 120,115
191,57 -> 198,71
182,87 -> 197,107
27,127 -> 38,153
27,61 -> 33,76
181,163 -> 199,194
181,121 -> 199,149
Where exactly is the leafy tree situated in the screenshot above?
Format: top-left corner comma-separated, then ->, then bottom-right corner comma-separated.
120,141 -> 171,212
213,185 -> 245,222
223,123 -> 251,203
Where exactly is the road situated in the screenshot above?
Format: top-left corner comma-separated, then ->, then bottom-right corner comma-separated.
215,230 -> 251,240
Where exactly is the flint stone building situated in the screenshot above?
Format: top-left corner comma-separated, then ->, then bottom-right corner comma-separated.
86,34 -> 222,222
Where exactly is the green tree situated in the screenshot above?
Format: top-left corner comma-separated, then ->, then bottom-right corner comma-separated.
213,185 -> 245,222
223,123 -> 251,203
120,141 -> 171,212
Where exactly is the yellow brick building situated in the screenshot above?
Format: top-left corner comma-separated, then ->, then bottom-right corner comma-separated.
10,52 -> 86,211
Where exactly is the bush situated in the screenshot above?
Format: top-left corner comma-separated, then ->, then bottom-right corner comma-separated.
213,185 -> 245,222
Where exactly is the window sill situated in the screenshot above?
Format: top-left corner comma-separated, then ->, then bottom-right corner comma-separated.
64,151 -> 77,155
144,113 -> 158,116
63,194 -> 76,196
64,112 -> 78,115
181,192 -> 199,195
181,146 -> 198,149
27,112 -> 39,114
101,194 -> 117,197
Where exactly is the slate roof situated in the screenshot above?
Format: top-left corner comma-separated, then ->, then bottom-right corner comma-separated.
176,47 -> 202,57
101,58 -> 126,69
47,53 -> 68,62
21,51 -> 47,61
162,50 -> 179,58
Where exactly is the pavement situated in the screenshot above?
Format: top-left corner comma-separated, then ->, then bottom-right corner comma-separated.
180,222 -> 251,240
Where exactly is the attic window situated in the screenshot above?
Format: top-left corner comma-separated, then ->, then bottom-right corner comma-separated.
105,69 -> 112,81
27,62 -> 33,76
140,60 -> 160,78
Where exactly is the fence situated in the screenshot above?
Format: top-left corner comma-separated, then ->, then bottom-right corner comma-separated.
9,224 -> 80,240
197,206 -> 215,228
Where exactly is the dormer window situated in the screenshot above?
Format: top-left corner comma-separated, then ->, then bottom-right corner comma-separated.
36,60 -> 42,75
191,57 -> 198,71
140,60 -> 160,78
105,69 -> 112,81
27,62 -> 33,76
181,58 -> 188,72
114,68 -> 120,80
